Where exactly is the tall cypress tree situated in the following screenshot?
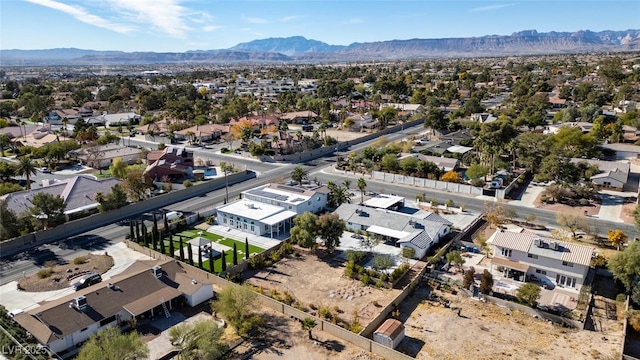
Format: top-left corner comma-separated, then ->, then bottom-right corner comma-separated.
179,236 -> 184,261
135,221 -> 141,243
142,223 -> 148,247
221,250 -> 227,272
164,213 -> 170,237
152,213 -> 159,251
233,243 -> 238,265
160,234 -> 166,254
187,244 -> 194,266
198,246 -> 203,269
209,246 -> 215,273
129,220 -> 135,242
245,237 -> 250,260
169,234 -> 175,258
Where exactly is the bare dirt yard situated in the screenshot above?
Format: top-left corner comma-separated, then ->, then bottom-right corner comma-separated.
534,193 -> 601,216
17,253 -> 113,292
244,251 -> 401,329
230,305 -> 383,360
396,286 -> 623,360
620,202 -> 636,225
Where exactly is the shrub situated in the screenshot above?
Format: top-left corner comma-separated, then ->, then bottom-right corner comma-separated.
579,198 -> 590,206
319,307 -> 333,320
309,303 -> 318,310
360,274 -> 370,285
205,216 -> 215,225
401,247 -> 416,259
348,321 -> 363,334
248,254 -> 266,269
445,199 -> 455,207
183,180 -> 193,188
375,280 -> 383,288
540,194 -> 548,203
616,294 -> 627,303
282,291 -> 295,305
345,250 -> 366,263
379,273 -> 388,282
37,269 -> 54,279
73,256 -> 88,265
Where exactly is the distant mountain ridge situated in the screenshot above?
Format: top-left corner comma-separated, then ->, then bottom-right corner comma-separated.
2,29 -> 639,65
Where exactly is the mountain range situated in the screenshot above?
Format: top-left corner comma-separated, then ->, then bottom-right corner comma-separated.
2,29 -> 639,66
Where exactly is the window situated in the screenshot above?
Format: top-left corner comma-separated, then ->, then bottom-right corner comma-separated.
223,218 -> 227,224
264,225 -> 269,230
100,315 -> 117,327
250,225 -> 254,231
527,253 -> 538,259
230,220 -> 234,225
562,261 -> 573,267
535,269 -> 547,275
501,248 -> 512,257
243,223 -> 247,229
308,201 -> 311,205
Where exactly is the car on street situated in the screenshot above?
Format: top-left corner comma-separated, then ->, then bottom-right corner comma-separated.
38,167 -> 51,173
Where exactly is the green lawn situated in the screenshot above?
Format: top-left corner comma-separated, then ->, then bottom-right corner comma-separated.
93,163 -> 145,179
160,230 -> 265,272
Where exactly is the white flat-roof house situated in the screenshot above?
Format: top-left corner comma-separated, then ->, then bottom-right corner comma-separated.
490,231 -> 594,291
334,203 -> 452,259
216,183 -> 330,238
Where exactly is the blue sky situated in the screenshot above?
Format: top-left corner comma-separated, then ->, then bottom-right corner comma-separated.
1,0 -> 639,52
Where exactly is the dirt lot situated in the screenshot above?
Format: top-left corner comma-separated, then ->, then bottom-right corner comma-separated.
289,124 -> 371,142
534,193 -> 601,216
620,202 -> 636,225
244,252 -> 401,328
17,253 -> 113,292
230,306 -> 382,360
397,286 -> 623,360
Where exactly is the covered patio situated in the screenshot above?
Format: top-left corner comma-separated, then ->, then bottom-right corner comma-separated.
491,257 -> 529,282
262,210 -> 297,239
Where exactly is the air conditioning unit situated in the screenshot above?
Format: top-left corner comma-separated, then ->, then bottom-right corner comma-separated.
534,238 -> 543,248
70,296 -> 88,311
549,241 -> 559,251
151,265 -> 162,278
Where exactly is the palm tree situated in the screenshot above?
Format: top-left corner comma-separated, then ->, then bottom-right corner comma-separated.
17,155 -> 37,190
301,318 -> 317,340
357,177 -> 367,204
0,134 -> 10,157
220,162 -> 233,203
271,135 -> 280,155
342,179 -> 351,190
330,185 -> 351,208
291,166 -> 308,184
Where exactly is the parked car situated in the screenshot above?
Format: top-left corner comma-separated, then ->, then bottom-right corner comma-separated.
72,273 -> 102,291
38,167 -> 51,173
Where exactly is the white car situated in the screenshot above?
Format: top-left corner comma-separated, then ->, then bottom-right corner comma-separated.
38,167 -> 51,173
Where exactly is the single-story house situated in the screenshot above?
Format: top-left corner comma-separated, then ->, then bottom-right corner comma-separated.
379,103 -> 422,114
174,124 -> 230,142
279,111 -> 318,124
374,319 -> 405,349
570,158 -> 630,190
1,176 -> 122,217
72,144 -> 143,169
470,113 -> 498,123
600,143 -> 640,160
334,203 -> 452,259
398,153 -> 460,172
13,259 -> 213,356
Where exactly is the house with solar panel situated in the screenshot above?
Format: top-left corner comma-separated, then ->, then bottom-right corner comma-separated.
215,183 -> 330,238
489,231 -> 594,291
333,203 -> 453,259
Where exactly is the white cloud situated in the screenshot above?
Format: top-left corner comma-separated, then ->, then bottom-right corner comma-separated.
281,15 -> 302,22
242,15 -> 268,24
202,25 -> 223,32
24,0 -> 135,33
344,17 -> 364,25
106,0 -> 192,38
468,3 -> 515,13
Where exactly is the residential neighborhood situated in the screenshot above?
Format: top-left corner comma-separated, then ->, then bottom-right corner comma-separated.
1,49 -> 640,360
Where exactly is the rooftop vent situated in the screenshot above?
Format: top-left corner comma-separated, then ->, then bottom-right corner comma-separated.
151,265 -> 162,278
534,238 -> 544,248
191,279 -> 198,285
69,296 -> 88,311
549,241 -> 559,251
